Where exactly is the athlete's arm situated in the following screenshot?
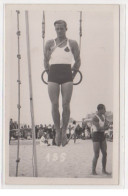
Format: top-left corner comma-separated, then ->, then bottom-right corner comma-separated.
69,40 -> 81,79
104,119 -> 110,130
44,40 -> 54,72
92,116 -> 104,132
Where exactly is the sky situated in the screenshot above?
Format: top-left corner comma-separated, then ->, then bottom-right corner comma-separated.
5,4 -> 119,125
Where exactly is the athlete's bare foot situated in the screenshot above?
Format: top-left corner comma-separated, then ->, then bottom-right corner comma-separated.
91,171 -> 97,175
102,170 -> 111,175
55,130 -> 62,146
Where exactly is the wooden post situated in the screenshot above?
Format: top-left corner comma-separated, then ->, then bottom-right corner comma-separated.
25,10 -> 38,177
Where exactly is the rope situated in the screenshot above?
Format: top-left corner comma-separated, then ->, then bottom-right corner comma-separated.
25,10 -> 38,177
42,11 -> 45,54
79,11 -> 82,52
16,10 -> 21,177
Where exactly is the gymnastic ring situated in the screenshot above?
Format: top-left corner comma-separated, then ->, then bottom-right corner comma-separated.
41,70 -> 83,85
73,70 -> 83,85
41,70 -> 48,85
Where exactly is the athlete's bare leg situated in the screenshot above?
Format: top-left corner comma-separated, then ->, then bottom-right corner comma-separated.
61,82 -> 73,146
100,140 -> 110,174
48,82 -> 61,146
92,142 -> 100,175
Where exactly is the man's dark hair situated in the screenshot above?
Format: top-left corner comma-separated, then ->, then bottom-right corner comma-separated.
73,120 -> 76,124
97,104 -> 105,111
54,20 -> 67,30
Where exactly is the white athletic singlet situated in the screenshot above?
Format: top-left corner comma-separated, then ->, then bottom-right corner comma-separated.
91,114 -> 105,133
49,39 -> 73,65
95,114 -> 105,127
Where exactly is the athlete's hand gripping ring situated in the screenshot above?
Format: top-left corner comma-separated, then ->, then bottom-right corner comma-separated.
41,70 -> 83,85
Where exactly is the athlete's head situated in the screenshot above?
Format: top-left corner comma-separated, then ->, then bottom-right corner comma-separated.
54,20 -> 67,38
73,120 -> 76,124
97,104 -> 106,114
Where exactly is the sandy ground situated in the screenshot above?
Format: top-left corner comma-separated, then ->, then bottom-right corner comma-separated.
9,139 -> 112,178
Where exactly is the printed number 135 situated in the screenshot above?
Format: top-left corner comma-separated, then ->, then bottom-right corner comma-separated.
46,153 -> 66,162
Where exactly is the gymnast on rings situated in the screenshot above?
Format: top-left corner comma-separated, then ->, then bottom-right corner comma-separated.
44,20 -> 81,146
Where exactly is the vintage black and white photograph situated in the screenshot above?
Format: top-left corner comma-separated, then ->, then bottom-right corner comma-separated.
4,4 -> 120,185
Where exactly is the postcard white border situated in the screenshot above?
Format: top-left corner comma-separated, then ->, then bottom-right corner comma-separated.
0,0 -> 126,189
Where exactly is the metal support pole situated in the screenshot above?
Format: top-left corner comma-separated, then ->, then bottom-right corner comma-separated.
25,10 -> 38,177
16,10 -> 21,177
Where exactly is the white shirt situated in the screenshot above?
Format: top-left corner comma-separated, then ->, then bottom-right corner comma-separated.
49,39 -> 73,65
91,114 -> 105,133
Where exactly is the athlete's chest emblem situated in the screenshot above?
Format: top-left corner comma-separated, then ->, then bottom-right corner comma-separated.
64,47 -> 70,52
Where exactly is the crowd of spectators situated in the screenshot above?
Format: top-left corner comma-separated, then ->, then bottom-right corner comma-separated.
9,118 -> 113,144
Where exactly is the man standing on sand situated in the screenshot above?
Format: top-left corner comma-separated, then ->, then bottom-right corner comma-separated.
91,104 -> 110,175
